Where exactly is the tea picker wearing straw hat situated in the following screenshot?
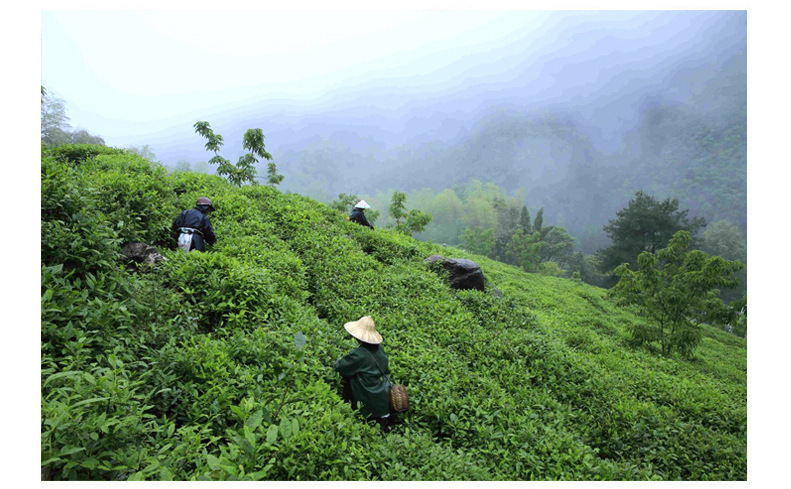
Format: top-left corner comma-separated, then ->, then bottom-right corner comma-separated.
335,315 -> 393,431
348,200 -> 374,229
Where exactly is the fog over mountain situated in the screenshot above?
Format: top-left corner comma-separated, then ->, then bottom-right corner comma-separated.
145,12 -> 743,151
56,10 -> 746,252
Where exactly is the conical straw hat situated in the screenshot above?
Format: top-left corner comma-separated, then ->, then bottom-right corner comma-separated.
354,200 -> 371,209
343,316 -> 382,344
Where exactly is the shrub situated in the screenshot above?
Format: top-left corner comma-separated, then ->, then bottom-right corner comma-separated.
50,144 -> 126,165
610,231 -> 743,357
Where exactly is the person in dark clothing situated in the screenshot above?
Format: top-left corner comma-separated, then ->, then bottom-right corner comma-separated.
335,315 -> 394,432
172,197 -> 217,252
348,200 -> 374,229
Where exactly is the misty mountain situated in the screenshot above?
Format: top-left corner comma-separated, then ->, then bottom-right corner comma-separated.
136,11 -> 744,253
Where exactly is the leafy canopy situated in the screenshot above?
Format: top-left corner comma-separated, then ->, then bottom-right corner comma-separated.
598,191 -> 706,281
609,230 -> 743,357
388,191 -> 432,236
700,219 -> 747,305
194,122 -> 280,187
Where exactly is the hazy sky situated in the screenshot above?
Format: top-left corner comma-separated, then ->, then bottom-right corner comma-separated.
42,7 -> 552,141
40,3 -> 748,148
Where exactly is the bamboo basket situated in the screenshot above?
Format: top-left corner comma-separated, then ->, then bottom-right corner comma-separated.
390,384 -> 409,412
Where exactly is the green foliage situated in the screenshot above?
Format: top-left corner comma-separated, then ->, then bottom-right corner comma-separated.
159,251 -> 301,333
609,231 -> 744,357
329,193 -> 358,213
329,193 -> 380,224
598,191 -> 707,285
701,220 -> 746,262
388,191 -> 433,236
194,122 -> 277,187
69,129 -> 105,145
537,260 -> 565,277
41,155 -> 122,276
41,148 -> 747,481
125,145 -> 158,163
173,160 -> 192,172
460,227 -> 495,256
729,296 -> 747,338
702,296 -> 747,339
400,182 -> 582,280
519,205 -> 532,233
41,92 -> 72,146
700,220 -> 747,304
564,252 -> 609,288
50,144 -> 126,165
539,226 -> 575,263
504,229 -> 543,272
266,162 -> 284,186
533,207 -> 544,235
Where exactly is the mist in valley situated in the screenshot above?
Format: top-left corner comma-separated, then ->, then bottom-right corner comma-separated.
42,10 -> 746,254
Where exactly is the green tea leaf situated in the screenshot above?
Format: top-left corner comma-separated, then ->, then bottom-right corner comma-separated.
71,397 -> 109,409
266,425 -> 278,444
206,454 -> 221,471
245,409 -> 263,430
280,418 -> 291,438
43,371 -> 82,386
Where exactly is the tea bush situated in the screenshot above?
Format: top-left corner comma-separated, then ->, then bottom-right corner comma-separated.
50,143 -> 127,164
79,153 -> 176,247
41,145 -> 746,480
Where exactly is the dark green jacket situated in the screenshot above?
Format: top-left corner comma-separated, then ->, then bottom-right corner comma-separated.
334,343 -> 390,418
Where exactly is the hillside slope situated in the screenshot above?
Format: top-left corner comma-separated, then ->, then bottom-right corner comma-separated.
41,145 -> 746,481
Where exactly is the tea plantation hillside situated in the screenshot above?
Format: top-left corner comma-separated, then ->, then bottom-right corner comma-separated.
41,145 -> 747,481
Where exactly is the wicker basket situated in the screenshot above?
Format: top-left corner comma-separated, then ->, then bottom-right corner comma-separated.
390,384 -> 409,412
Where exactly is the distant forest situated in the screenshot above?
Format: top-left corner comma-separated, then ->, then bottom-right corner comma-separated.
277,97 -> 745,255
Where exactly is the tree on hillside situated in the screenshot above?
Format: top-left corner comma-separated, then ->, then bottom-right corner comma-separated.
174,159 -> 192,172
41,92 -> 72,146
388,191 -> 432,236
193,160 -> 210,174
539,226 -> 575,263
504,229 -> 543,272
519,205 -> 532,234
700,219 -> 747,314
126,145 -> 158,163
194,122 -> 278,187
41,91 -> 105,147
247,127 -> 283,186
609,230 -> 743,357
597,191 -> 706,284
565,252 -> 609,288
701,220 -> 746,263
329,193 -> 359,213
460,226 -> 495,256
533,207 -> 544,235
453,181 -> 498,233
412,188 -> 464,245
69,129 -> 105,146
492,198 -> 521,261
